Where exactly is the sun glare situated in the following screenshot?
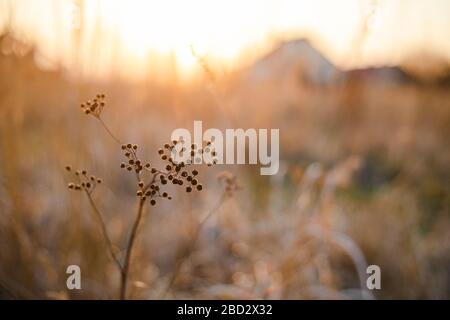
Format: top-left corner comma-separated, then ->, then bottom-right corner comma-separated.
90,0 -> 278,77
2,0 -> 450,80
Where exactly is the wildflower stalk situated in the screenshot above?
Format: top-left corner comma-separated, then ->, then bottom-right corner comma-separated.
120,197 -> 146,300
84,190 -> 122,272
98,117 -> 122,145
71,94 -> 217,299
161,193 -> 227,298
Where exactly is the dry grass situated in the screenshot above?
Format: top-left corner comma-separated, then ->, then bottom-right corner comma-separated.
0,33 -> 449,300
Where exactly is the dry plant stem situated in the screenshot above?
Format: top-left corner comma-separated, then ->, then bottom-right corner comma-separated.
119,175 -> 158,299
79,110 -> 213,299
161,193 -> 227,298
98,117 -> 122,145
95,115 -> 151,299
120,197 -> 146,300
84,190 -> 122,271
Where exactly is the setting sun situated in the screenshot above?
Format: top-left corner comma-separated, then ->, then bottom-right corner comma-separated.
2,0 -> 450,80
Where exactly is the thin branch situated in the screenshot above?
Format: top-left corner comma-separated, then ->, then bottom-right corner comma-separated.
84,190 -> 122,272
160,193 -> 227,298
98,117 -> 122,145
120,197 -> 146,300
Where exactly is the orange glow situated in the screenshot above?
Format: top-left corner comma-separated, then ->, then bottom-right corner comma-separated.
1,0 -> 450,80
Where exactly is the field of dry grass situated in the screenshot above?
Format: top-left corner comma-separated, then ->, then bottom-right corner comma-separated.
0,32 -> 449,300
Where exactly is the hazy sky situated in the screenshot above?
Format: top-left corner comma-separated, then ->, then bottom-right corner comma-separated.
1,0 -> 449,79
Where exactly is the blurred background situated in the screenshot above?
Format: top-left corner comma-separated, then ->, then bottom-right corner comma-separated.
0,0 -> 449,299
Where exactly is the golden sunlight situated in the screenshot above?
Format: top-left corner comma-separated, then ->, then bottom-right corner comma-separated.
1,0 -> 450,80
